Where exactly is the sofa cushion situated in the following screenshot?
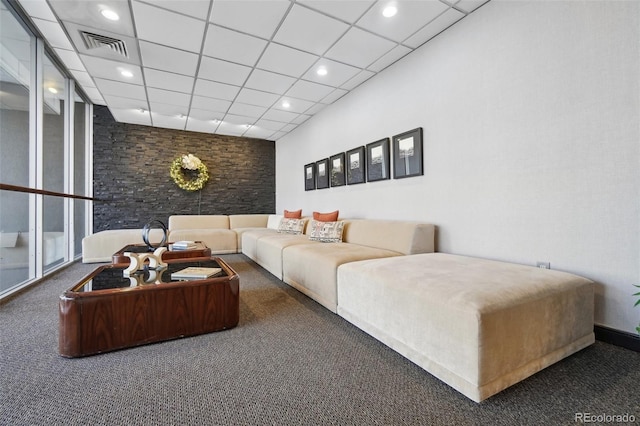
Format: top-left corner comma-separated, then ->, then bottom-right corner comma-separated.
313,210 -> 339,221
168,215 -> 229,230
229,214 -> 269,229
254,233 -> 318,279
284,209 -> 302,218
278,218 -> 305,235
82,229 -> 165,263
267,214 -> 283,230
336,253 -> 595,402
342,219 -> 435,255
282,243 -> 402,312
308,220 -> 344,243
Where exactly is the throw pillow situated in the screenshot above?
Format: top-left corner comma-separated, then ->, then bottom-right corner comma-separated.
284,209 -> 302,219
313,210 -> 339,222
308,220 -> 344,243
267,214 -> 283,230
278,218 -> 304,235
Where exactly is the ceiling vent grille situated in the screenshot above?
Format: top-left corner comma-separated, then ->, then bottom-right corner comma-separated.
80,31 -> 128,58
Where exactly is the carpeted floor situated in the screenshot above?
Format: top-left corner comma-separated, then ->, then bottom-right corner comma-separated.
1,254 -> 638,426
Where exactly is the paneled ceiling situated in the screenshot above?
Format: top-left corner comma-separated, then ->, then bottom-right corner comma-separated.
16,0 -> 488,140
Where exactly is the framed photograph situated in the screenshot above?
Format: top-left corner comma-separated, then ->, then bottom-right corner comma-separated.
393,127 -> 423,179
366,138 -> 390,182
304,163 -> 315,191
316,158 -> 329,189
346,146 -> 366,185
330,153 -> 346,187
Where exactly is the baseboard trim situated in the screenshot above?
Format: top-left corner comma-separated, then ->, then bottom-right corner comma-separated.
594,325 -> 640,352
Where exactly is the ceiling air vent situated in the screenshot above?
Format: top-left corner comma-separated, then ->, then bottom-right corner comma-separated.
80,31 -> 128,58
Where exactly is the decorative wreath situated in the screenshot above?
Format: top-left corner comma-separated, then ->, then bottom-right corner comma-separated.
170,154 -> 209,191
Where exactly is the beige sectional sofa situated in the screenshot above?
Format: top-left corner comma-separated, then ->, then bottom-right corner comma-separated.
83,213 -> 594,402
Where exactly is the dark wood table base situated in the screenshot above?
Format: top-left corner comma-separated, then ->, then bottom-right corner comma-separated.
59,257 -> 239,358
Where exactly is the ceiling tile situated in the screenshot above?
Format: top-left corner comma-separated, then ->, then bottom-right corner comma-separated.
356,1 -> 449,43
223,114 -> 256,125
320,88 -> 348,104
81,87 -> 105,105
456,0 -> 490,13
70,70 -> 96,88
80,55 -> 144,85
273,4 -> 349,56
147,87 -> 191,107
262,108 -> 299,123
367,44 -> 412,72
94,78 -> 147,100
291,114 -> 311,125
209,0 -> 290,39
48,0 -> 136,38
191,96 -> 231,112
215,121 -> 247,136
235,88 -> 280,108
198,56 -> 251,86
17,0 -> 58,21
269,130 -> 287,140
301,58 -> 361,87
144,69 -> 194,93
244,69 -> 296,95
110,107 -> 152,126
227,102 -> 268,118
151,113 -> 187,131
186,117 -> 219,133
193,79 -> 240,101
276,97 -> 315,114
203,25 -> 268,67
286,80 -> 334,102
256,43 -> 319,78
140,0 -> 212,20
297,1 -> 375,23
132,1 -> 206,53
253,119 -> 285,131
244,126 -> 276,139
403,8 -> 465,48
102,94 -> 148,110
32,18 -> 74,50
340,69 -> 375,90
325,27 -> 395,68
303,103 -> 326,115
149,101 -> 188,116
54,48 -> 85,71
139,41 -> 199,76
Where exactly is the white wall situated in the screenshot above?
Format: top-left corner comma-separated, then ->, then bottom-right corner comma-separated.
275,1 -> 640,334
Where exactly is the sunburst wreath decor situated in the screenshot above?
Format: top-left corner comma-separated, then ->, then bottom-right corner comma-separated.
170,154 -> 209,191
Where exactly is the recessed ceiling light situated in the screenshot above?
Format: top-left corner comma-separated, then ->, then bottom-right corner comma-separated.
48,87 -> 58,94
100,9 -> 120,21
382,5 -> 397,18
139,108 -> 146,114
316,66 -> 328,76
120,70 -> 133,78
282,100 -> 290,108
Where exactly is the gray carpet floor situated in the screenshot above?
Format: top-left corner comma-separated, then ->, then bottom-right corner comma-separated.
1,254 -> 638,426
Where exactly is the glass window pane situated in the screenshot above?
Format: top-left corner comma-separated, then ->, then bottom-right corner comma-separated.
42,54 -> 66,270
0,2 -> 34,294
73,92 -> 86,256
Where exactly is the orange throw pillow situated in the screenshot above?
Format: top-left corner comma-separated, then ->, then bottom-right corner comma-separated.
284,209 -> 302,219
313,210 -> 339,222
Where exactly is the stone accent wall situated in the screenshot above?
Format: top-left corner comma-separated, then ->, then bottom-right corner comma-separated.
92,106 -> 275,232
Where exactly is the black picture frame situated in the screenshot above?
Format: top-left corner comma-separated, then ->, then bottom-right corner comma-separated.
366,138 -> 390,182
392,127 -> 423,179
346,146 -> 366,185
316,158 -> 329,189
304,163 -> 316,191
330,153 -> 346,187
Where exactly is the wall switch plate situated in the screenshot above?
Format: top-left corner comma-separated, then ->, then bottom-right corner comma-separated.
536,262 -> 551,269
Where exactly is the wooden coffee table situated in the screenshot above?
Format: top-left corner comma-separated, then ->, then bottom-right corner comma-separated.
59,257 -> 239,358
111,241 -> 211,265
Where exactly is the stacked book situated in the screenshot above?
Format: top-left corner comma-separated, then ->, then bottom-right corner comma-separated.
171,240 -> 197,250
171,267 -> 222,280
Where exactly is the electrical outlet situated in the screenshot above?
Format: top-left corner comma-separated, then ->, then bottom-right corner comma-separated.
536,262 -> 550,269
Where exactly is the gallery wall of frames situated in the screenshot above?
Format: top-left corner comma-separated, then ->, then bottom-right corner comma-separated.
304,127 -> 423,191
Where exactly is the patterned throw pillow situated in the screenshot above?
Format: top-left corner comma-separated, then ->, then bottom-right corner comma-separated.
278,218 -> 304,234
308,220 -> 344,243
